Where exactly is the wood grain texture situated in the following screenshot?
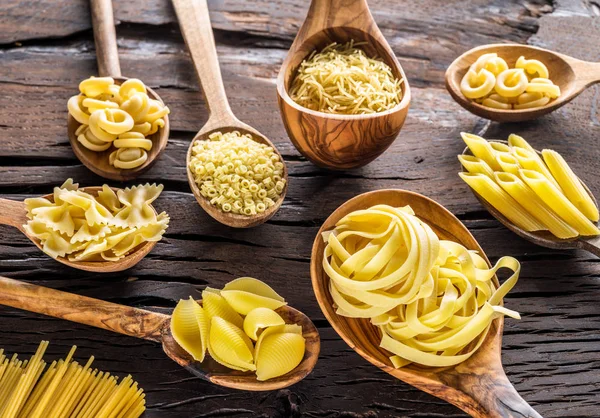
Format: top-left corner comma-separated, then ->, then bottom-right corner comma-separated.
276,0 -> 410,169
1,0 -> 599,416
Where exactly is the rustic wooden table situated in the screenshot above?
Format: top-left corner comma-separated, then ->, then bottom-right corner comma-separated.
1,0 -> 599,416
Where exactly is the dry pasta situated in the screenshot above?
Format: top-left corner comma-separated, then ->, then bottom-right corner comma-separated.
23,179 -> 169,262
321,204 -> 521,368
458,133 -> 599,239
460,53 -> 560,110
289,40 -> 403,114
0,342 -> 145,418
68,77 -> 170,170
170,278 -> 305,381
188,131 -> 286,216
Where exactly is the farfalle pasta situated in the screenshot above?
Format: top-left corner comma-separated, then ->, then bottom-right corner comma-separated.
23,179 -> 169,262
321,204 -> 521,368
171,278 -> 305,381
459,133 -> 599,239
460,53 -> 560,110
68,77 -> 169,169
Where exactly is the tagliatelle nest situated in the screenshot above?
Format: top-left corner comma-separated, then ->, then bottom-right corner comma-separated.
289,41 -> 404,115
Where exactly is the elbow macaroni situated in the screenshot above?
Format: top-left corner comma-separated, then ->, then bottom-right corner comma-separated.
67,77 -> 170,170
459,53 -> 560,110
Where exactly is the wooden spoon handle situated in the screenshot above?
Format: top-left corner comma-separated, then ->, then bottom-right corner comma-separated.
301,0 -> 375,38
578,235 -> 600,257
90,0 -> 121,77
0,198 -> 27,230
0,276 -> 169,343
171,0 -> 234,124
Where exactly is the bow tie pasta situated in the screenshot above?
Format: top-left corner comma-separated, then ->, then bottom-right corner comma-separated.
459,53 -> 560,110
68,77 -> 170,170
23,179 -> 169,262
171,278 -> 306,381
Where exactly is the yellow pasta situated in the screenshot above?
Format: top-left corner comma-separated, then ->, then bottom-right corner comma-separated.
472,53 -> 508,76
495,152 -> 520,175
515,56 -> 549,79
461,132 -> 502,170
511,147 -> 561,190
0,342 -> 145,418
507,133 -> 536,153
68,76 -> 169,170
171,297 -> 208,362
255,333 -> 305,381
460,68 -> 495,99
322,204 -> 521,368
243,308 -> 285,340
526,78 -> 561,98
458,155 -> 494,177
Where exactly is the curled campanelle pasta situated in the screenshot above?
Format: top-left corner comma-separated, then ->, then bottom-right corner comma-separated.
68,76 -> 170,170
515,56 -> 549,79
322,204 -> 521,368
494,69 -> 528,97
472,53 -> 508,76
460,68 -> 495,99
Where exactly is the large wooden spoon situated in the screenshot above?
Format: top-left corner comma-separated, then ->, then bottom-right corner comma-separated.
0,276 -> 320,391
276,0 -> 411,170
446,43 -> 600,122
171,0 -> 288,228
462,141 -> 600,257
0,187 -> 156,272
311,189 -> 541,418
67,0 -> 170,181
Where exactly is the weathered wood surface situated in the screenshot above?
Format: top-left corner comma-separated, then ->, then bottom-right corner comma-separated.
0,0 -> 599,416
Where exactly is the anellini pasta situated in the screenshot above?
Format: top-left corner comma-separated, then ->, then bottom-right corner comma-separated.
171,277 -> 305,381
460,53 -> 560,110
23,179 -> 169,262
289,40 -> 403,114
321,204 -> 521,368
0,341 -> 145,418
188,131 -> 286,216
458,133 -> 599,239
68,77 -> 169,169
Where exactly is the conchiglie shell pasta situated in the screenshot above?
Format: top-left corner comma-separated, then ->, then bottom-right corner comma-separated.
209,317 -> 255,371
201,291 -> 244,328
171,297 -> 208,362
243,308 -> 285,340
220,290 -> 287,316
222,277 -> 285,302
255,333 -> 305,381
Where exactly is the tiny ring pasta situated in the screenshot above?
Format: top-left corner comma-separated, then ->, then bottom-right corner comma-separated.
460,68 -> 496,99
515,56 -> 549,79
494,69 -> 528,98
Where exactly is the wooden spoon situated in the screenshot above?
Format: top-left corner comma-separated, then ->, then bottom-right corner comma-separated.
171,0 -> 288,228
311,189 -> 541,418
446,43 -> 600,122
67,0 -> 170,181
0,275 -> 320,391
462,140 -> 600,257
276,0 -> 411,170
0,187 -> 156,272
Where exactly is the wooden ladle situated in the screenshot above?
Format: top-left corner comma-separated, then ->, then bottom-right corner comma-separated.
446,43 -> 600,122
67,0 -> 170,181
172,0 -> 288,228
276,0 -> 411,170
0,187 -> 156,272
462,141 -> 600,257
0,275 -> 320,391
311,189 -> 541,418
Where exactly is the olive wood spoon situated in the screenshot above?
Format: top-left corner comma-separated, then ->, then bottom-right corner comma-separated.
172,0 -> 288,228
67,0 -> 170,181
446,43 -> 600,122
311,189 -> 541,418
462,140 -> 600,257
276,0 -> 411,170
0,187 -> 156,272
0,275 -> 320,391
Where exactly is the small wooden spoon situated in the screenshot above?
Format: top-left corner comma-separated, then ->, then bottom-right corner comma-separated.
276,0 -> 411,170
67,0 -> 170,181
171,0 -> 288,228
0,275 -> 320,391
446,43 -> 600,122
311,189 -> 541,418
462,141 -> 600,257
0,187 -> 156,272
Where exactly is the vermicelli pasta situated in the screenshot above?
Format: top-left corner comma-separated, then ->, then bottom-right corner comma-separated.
0,342 -> 145,418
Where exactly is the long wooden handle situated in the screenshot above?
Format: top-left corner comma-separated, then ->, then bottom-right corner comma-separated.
0,276 -> 169,343
301,0 -> 373,38
90,0 -> 121,77
0,198 -> 27,230
578,235 -> 600,257
171,0 -> 233,123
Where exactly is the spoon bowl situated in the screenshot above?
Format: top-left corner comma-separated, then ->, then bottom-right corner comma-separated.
461,141 -> 600,256
0,276 -> 320,391
0,186 -> 156,272
311,189 -> 540,417
276,0 -> 410,170
173,0 -> 288,228
446,43 -> 600,122
67,0 -> 170,181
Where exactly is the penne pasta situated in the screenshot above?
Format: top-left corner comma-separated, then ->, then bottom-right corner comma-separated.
461,133 -> 501,170
511,147 -> 561,190
458,155 -> 495,177
519,169 -> 600,236
507,134 -> 536,153
542,149 -> 599,222
495,152 -> 520,175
